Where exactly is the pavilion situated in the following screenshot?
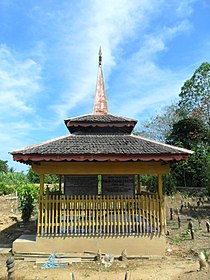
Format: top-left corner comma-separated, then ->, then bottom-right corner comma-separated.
11,49 -> 193,257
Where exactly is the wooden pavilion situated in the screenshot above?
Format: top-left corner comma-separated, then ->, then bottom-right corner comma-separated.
11,50 -> 193,257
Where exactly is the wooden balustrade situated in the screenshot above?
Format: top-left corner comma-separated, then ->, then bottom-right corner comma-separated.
37,194 -> 164,236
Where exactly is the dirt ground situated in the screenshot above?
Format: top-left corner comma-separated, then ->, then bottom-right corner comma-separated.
0,194 -> 210,280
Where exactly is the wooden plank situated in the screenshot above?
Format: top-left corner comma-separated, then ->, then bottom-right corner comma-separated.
37,196 -> 41,235
149,195 -> 152,234
103,196 -> 106,235
44,196 -> 48,235
74,196 -> 77,235
95,195 -> 99,235
131,197 -> 135,234
128,197 -> 131,234
121,195 -> 124,235
63,196 -> 66,234
51,195 -> 55,235
35,257 -> 82,264
33,161 -> 170,175
137,195 -> 141,234
88,195 -> 91,234
70,196 -> 73,235
48,195 -> 51,235
55,195 -> 59,235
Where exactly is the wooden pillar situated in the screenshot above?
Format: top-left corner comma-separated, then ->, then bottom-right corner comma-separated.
158,174 -> 163,198
39,174 -> 44,196
158,174 -> 164,234
59,175 -> 62,194
37,174 -> 44,236
137,174 -> 141,194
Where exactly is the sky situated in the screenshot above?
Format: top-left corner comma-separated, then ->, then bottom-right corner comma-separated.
0,0 -> 210,172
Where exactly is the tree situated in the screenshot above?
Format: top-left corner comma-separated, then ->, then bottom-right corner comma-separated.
27,167 -> 40,183
167,117 -> 210,191
135,103 -> 180,142
27,167 -> 59,185
167,117 -> 208,149
178,62 -> 210,125
0,160 -> 9,173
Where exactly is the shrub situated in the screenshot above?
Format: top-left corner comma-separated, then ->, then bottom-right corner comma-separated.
0,182 -> 14,195
17,184 -> 39,222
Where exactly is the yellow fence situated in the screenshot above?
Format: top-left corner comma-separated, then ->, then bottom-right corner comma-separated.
37,194 -> 164,236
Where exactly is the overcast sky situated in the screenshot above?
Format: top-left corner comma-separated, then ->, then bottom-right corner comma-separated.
0,0 -> 210,172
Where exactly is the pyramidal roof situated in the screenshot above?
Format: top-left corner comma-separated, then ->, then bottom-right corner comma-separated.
11,49 -> 193,165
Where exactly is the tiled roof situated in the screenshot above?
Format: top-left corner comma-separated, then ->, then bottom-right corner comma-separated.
64,114 -> 137,134
65,114 -> 137,123
12,134 -> 193,163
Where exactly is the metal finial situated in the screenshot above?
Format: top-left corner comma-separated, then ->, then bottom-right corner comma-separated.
99,47 -> 102,66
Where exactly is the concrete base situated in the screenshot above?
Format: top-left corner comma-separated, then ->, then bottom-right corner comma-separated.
13,234 -> 165,257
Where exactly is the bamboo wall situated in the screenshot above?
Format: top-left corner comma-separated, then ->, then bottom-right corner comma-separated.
37,194 -> 164,236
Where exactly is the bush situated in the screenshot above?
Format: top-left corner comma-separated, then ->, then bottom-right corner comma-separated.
0,182 -> 14,195
17,184 -> 39,222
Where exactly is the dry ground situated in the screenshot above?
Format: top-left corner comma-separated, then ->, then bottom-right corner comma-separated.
0,194 -> 210,280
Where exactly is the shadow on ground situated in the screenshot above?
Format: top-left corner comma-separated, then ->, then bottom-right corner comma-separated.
0,220 -> 36,245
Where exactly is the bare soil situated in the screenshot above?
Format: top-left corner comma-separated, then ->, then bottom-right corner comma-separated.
0,194 -> 210,280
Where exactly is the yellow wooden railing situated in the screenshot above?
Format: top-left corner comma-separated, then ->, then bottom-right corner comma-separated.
37,194 -> 164,236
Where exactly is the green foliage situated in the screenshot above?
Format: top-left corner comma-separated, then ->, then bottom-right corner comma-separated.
171,148 -> 209,190
27,167 -> 40,183
27,167 -> 59,185
167,116 -> 209,190
140,175 -> 158,193
162,174 -> 176,194
179,62 -> 210,125
0,182 -> 14,195
44,174 -> 59,185
135,103 -> 180,143
0,170 -> 28,187
167,117 -> 208,149
0,160 -> 9,173
17,184 -> 39,222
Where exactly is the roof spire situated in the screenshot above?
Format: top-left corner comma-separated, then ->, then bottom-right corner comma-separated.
99,46 -> 102,66
93,47 -> 108,115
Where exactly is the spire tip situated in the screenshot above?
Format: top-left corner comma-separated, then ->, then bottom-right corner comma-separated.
98,47 -> 102,66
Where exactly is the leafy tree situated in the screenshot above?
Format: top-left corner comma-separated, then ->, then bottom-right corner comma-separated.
170,148 -> 209,191
0,160 -> 9,173
178,62 -> 210,125
27,167 -> 40,183
167,116 -> 209,191
0,170 -> 28,187
167,117 -> 208,149
0,182 -> 14,195
135,103 -> 180,142
27,167 -> 59,185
